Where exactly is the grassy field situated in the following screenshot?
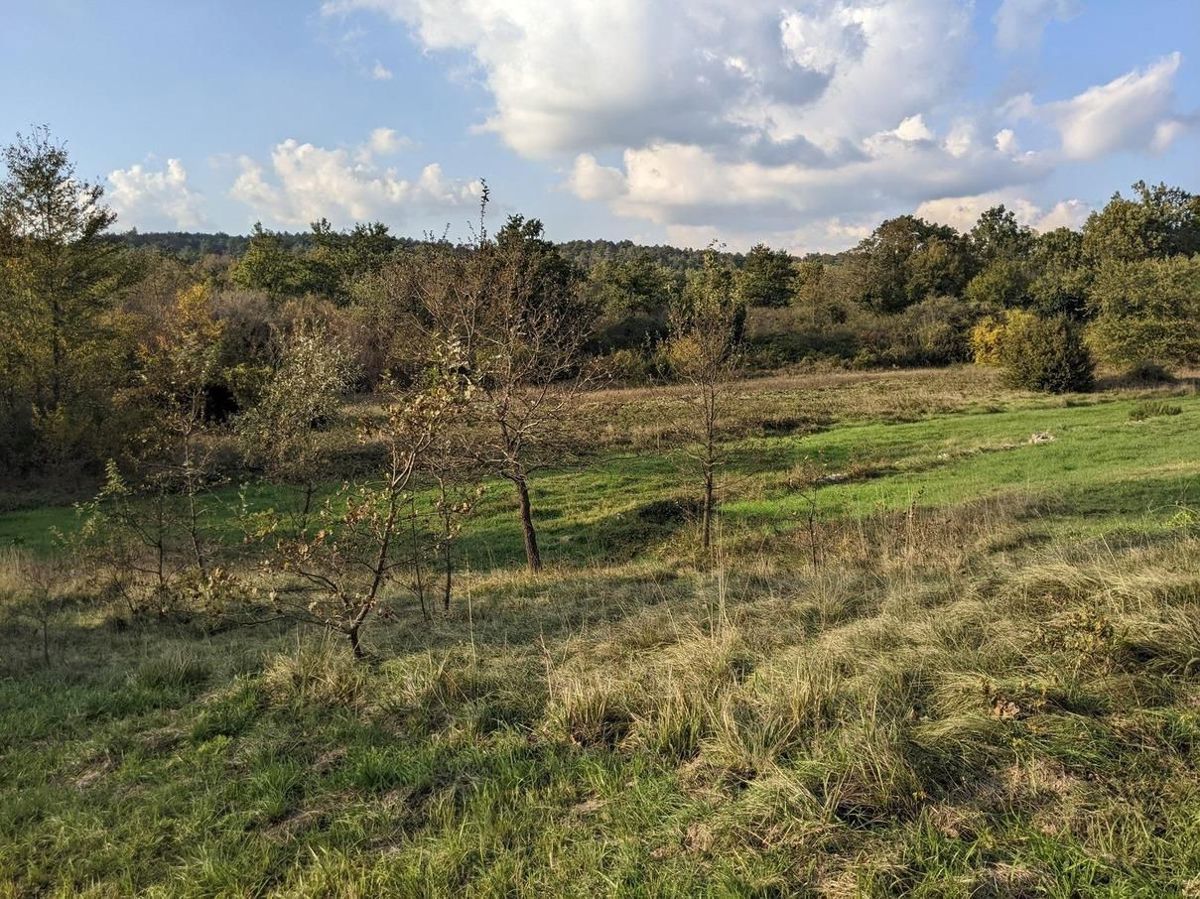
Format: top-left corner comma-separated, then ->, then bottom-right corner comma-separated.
2,366 -> 1199,896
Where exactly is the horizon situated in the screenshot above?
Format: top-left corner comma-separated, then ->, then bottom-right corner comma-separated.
4,1 -> 1198,253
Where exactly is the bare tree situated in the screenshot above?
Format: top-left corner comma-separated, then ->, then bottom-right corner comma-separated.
426,433 -> 485,610
665,249 -> 743,553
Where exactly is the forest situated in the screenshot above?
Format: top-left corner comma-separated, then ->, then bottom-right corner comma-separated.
2,126 -> 1200,895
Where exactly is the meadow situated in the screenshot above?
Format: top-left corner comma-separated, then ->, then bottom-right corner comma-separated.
2,365 -> 1199,897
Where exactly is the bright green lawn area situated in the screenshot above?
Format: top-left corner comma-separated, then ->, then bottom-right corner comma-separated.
2,393 -> 1196,561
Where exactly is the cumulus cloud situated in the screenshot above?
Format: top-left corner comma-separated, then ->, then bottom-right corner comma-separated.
371,60 -> 394,80
567,154 -> 627,202
916,190 -> 1091,233
325,0 -> 972,157
107,159 -> 208,230
327,0 -> 1190,250
666,216 -> 875,254
366,127 -> 410,155
229,130 -> 480,227
993,0 -> 1079,52
1009,53 -> 1190,160
582,118 -> 1049,233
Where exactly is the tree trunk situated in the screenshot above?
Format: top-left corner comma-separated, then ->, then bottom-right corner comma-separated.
348,625 -> 364,660
513,475 -> 542,572
702,468 -> 714,551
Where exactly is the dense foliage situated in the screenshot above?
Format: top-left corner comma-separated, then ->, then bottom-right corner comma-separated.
3,128 -> 1198,477
996,311 -> 1095,394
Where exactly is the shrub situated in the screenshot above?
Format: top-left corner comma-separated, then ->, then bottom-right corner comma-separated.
999,311 -> 1094,393
594,348 -> 654,385
969,315 -> 1006,365
1121,360 -> 1176,386
856,296 -> 973,368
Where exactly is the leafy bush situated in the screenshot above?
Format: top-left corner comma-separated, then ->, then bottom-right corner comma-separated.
593,348 -> 655,385
999,311 -> 1094,393
969,315 -> 1006,365
1088,256 -> 1200,368
855,296 -> 973,367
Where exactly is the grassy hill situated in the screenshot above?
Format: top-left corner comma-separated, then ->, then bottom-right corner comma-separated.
1,367 -> 1199,896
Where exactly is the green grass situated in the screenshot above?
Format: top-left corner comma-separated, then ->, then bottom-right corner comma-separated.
4,386 -> 1197,562
2,368 -> 1199,896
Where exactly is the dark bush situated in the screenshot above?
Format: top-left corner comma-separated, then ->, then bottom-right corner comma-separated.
1000,312 -> 1094,393
1121,360 -> 1176,386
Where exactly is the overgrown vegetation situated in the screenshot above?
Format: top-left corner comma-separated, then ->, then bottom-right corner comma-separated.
2,128 -> 1200,896
3,367 -> 1199,895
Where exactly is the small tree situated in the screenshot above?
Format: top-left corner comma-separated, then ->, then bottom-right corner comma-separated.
76,285 -> 231,617
735,243 -> 795,308
407,204 -> 596,573
425,426 -> 485,611
665,250 -> 742,552
131,284 -> 227,578
255,344 -> 470,657
0,126 -> 131,464
238,325 -> 358,534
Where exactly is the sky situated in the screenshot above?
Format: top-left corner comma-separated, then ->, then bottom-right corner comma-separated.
2,0 -> 1198,252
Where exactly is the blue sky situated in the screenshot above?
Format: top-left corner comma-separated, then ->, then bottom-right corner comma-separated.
2,1 -> 1197,251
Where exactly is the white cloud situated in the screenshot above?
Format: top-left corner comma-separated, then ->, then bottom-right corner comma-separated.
567,154 -> 627,202
993,0 -> 1079,52
1011,53 -> 1190,160
327,0 -> 1190,250
107,159 -> 208,230
893,114 -> 934,143
916,190 -> 1090,233
366,127 -> 410,155
229,130 -> 480,227
371,60 -> 394,80
943,120 -> 977,158
594,133 -> 1047,233
325,0 -> 972,157
664,215 -> 876,255
994,128 -> 1020,155
1034,198 -> 1091,231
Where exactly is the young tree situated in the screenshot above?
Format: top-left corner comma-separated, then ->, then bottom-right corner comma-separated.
424,423 -> 485,611
128,284 -> 227,578
256,345 -> 470,657
665,250 -> 743,552
230,223 -> 310,296
408,208 -> 596,573
237,324 -> 358,533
